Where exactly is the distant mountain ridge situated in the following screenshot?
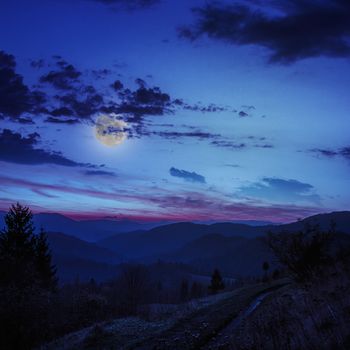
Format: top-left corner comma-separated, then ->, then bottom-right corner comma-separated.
0,211 -> 277,242
0,211 -> 171,242
46,232 -> 121,282
98,222 -> 266,259
97,211 -> 350,259
168,234 -> 274,277
1,210 -> 349,281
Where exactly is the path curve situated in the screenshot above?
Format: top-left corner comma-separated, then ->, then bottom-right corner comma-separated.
202,291 -> 272,349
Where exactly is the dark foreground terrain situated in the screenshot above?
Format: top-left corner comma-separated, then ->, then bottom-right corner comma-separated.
41,274 -> 350,350
41,280 -> 287,350
2,205 -> 350,350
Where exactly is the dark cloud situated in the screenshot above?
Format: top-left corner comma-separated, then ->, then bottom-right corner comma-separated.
239,111 -> 249,117
182,101 -> 230,113
111,79 -> 124,91
47,106 -> 75,117
55,92 -> 105,119
84,170 -> 116,176
148,131 -> 220,140
312,147 -> 350,160
180,0 -> 350,63
340,147 -> 350,158
0,51 -> 45,119
169,167 -> 206,184
116,82 -> 171,119
173,98 -> 233,114
110,79 -> 234,137
40,61 -> 82,90
254,143 -> 274,149
45,116 -> 80,125
313,149 -> 339,157
1,52 -> 239,138
0,129 -> 89,167
211,140 -> 246,150
16,117 -> 35,124
239,177 -> 320,203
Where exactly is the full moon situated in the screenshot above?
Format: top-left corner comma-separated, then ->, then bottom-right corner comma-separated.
94,114 -> 128,147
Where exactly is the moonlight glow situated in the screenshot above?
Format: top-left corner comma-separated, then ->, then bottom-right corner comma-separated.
94,114 -> 128,147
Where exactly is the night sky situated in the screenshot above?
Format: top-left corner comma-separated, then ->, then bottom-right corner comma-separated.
0,0 -> 349,222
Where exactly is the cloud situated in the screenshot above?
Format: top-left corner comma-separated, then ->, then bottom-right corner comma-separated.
254,143 -> 274,149
180,0 -> 350,63
211,140 -> 246,150
55,92 -> 105,119
1,52 -> 239,136
40,60 -> 82,90
109,78 -> 233,136
239,111 -> 249,117
111,80 -> 124,91
0,175 -> 322,223
45,116 -> 80,124
169,167 -> 206,184
239,177 -> 321,204
0,129 -> 91,167
178,100 -> 231,113
311,147 -> 350,160
149,130 -> 220,140
84,170 -> 116,176
0,50 -> 45,119
115,80 -> 172,120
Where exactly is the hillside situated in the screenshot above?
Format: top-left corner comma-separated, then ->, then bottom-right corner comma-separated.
42,281 -> 287,350
97,211 -> 350,260
46,232 -> 121,282
97,222 -> 266,259
161,234 -> 274,277
0,211 -> 167,242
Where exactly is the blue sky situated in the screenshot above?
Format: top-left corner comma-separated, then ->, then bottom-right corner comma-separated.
0,0 -> 349,222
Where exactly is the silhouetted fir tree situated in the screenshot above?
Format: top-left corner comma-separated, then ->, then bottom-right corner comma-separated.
0,202 -> 37,288
0,203 -> 58,349
208,268 -> 225,293
0,203 -> 57,290
35,228 -> 57,290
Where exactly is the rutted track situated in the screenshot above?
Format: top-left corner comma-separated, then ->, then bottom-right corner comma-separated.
202,291 -> 273,349
132,281 -> 287,350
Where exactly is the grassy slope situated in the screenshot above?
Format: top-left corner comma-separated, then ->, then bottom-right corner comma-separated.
43,280 -> 287,350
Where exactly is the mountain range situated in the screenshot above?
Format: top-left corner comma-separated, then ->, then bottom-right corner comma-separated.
0,211 -> 170,242
1,210 -> 349,282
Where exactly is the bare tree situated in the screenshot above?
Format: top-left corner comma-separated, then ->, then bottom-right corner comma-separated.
267,223 -> 334,283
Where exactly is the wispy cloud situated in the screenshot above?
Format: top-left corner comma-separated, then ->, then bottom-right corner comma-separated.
239,177 -> 321,204
169,167 -> 206,184
0,175 -> 321,223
